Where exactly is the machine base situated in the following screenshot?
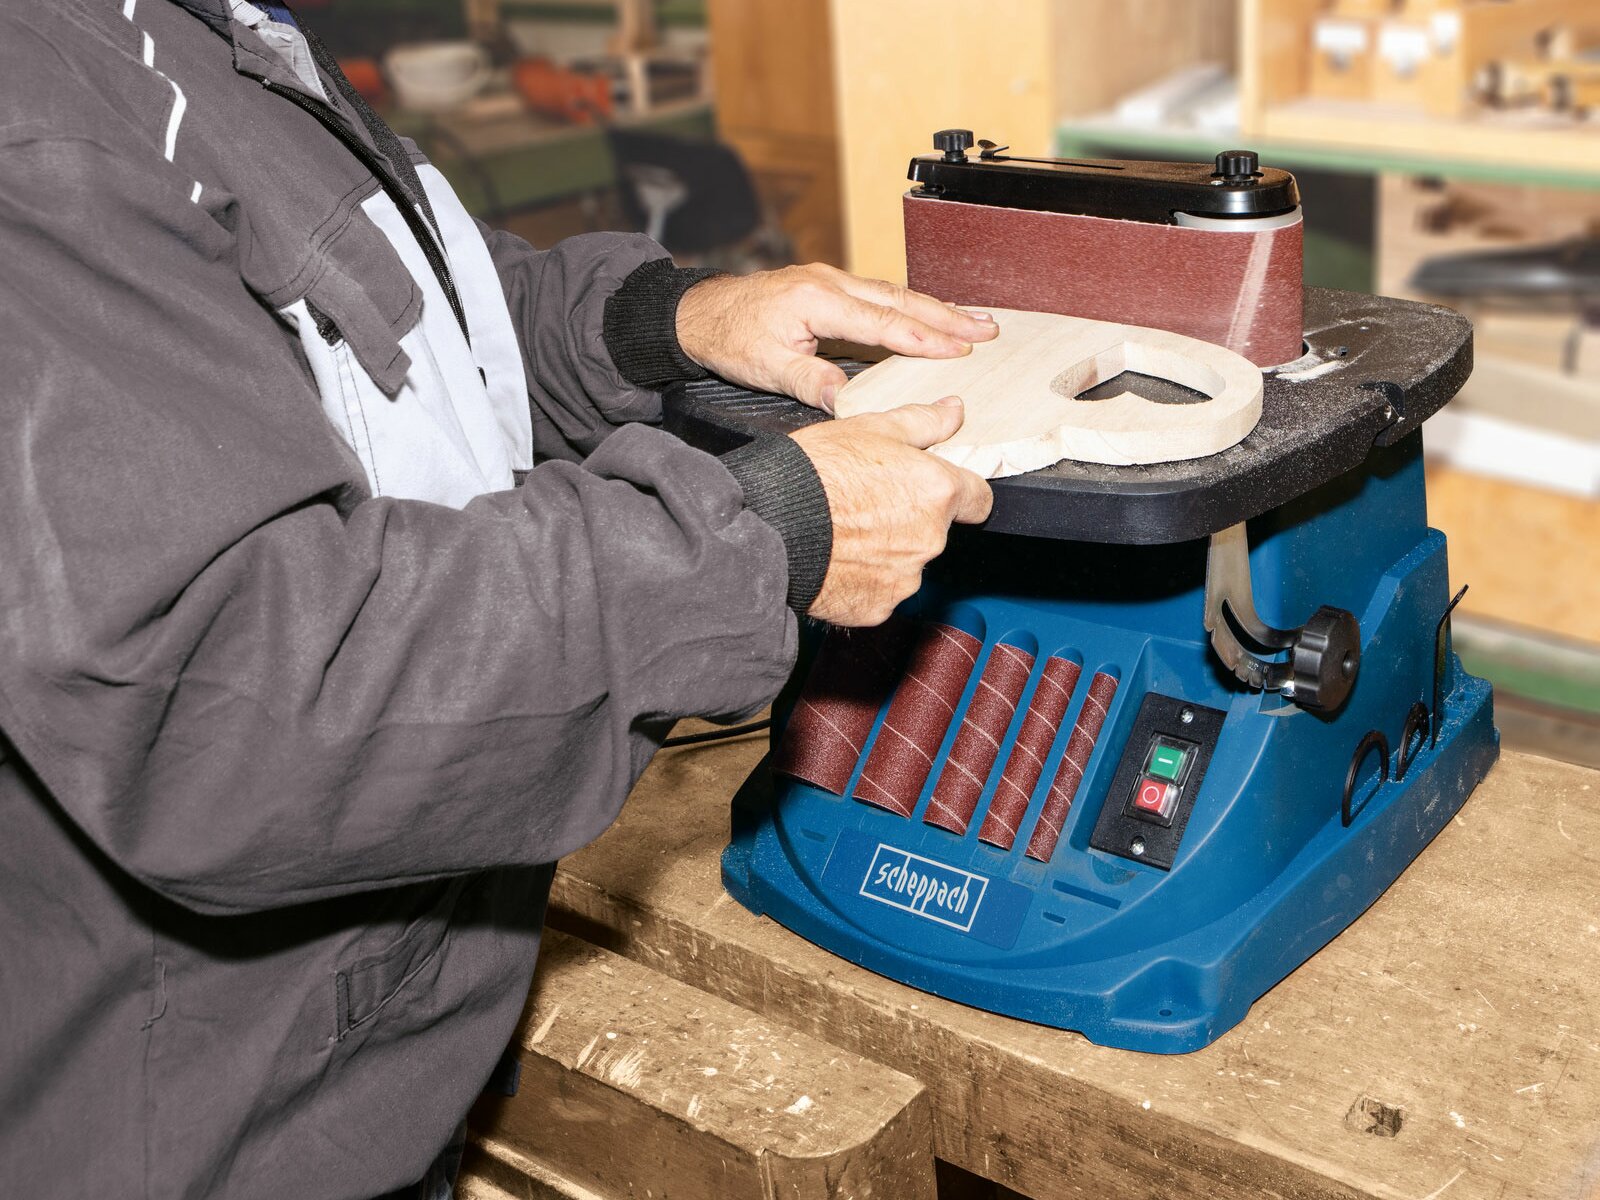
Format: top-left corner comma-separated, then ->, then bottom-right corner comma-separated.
724,674 -> 1496,1053
686,293 -> 1497,1055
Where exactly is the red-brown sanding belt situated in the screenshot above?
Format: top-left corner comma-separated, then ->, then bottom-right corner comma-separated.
1025,671 -> 1119,862
976,655 -> 1082,850
772,616 -> 914,795
854,624 -> 981,817
923,641 -> 1035,834
905,196 -> 1304,368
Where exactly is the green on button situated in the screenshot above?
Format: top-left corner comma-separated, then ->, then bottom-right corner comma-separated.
1148,742 -> 1188,782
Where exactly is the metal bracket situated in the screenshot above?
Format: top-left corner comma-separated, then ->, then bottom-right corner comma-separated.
1203,522 -> 1362,713
1396,700 -> 1430,782
1342,729 -> 1390,827
1431,584 -> 1469,747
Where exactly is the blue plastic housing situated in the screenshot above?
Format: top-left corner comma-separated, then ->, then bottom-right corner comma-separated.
722,435 -> 1499,1053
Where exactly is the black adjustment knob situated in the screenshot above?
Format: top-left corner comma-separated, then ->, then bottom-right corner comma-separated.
933,129 -> 974,162
1214,149 -> 1261,183
1288,606 -> 1361,712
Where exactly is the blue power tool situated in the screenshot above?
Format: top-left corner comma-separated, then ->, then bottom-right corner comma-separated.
663,173 -> 1497,1055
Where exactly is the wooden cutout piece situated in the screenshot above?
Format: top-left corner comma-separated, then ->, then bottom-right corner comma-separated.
832,308 -> 1264,479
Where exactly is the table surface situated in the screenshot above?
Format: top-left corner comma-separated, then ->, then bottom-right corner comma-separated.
550,734 -> 1600,1200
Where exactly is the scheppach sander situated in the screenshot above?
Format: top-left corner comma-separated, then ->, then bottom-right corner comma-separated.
663,132 -> 1499,1053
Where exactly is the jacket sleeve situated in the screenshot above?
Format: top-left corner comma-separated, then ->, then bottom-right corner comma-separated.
0,133 -> 797,916
478,223 -> 720,463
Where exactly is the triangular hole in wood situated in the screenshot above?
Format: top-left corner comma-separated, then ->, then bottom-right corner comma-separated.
1073,371 -> 1213,405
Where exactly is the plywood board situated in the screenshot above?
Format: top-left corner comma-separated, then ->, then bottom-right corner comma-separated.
1244,0 -> 1343,116
550,738 -> 1600,1200
833,308 -> 1264,476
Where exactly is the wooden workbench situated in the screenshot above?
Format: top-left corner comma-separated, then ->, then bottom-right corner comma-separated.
544,731 -> 1600,1200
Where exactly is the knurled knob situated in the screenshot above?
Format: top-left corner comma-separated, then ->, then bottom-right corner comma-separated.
1214,149 -> 1261,182
933,129 -> 974,162
1288,606 -> 1361,712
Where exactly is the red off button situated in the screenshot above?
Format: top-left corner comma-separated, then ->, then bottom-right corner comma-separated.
1131,776 -> 1178,824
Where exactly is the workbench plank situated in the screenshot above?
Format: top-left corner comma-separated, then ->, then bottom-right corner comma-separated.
549,737 -> 1600,1200
458,1138 -> 597,1200
471,929 -> 936,1200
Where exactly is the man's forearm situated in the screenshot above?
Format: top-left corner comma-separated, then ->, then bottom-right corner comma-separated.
480,225 -> 714,462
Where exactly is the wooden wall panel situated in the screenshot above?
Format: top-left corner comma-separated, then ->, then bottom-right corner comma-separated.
708,0 -> 844,265
829,0 -> 1056,282
830,0 -> 1238,283
1051,0 -> 1239,118
708,0 -> 836,138
1427,465 -> 1600,644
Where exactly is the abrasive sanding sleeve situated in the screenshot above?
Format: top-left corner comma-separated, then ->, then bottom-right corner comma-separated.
904,196 -> 1304,368
976,655 -> 1082,849
1025,671 -> 1119,861
924,641 -> 1035,834
854,624 -> 981,817
772,617 -> 914,795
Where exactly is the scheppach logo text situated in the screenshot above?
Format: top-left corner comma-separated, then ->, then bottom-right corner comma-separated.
859,845 -> 988,933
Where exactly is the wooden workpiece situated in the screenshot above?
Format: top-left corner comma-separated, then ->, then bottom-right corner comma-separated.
834,309 -> 1264,477
547,730 -> 1600,1200
468,929 -> 935,1200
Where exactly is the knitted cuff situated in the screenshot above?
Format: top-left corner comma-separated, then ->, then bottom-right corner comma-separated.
602,257 -> 724,390
721,435 -> 833,614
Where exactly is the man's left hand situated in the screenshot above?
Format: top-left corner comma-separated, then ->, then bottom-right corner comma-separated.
675,264 -> 997,414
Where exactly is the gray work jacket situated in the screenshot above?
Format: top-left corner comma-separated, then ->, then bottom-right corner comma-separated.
0,1 -> 798,1196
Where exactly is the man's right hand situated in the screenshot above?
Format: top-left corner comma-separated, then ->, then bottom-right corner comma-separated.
789,396 -> 992,627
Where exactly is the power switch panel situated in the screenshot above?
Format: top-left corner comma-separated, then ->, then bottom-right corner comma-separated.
1126,735 -> 1196,828
1089,694 -> 1226,871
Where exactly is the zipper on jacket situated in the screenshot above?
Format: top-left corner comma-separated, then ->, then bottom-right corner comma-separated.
305,298 -> 342,346
260,80 -> 473,348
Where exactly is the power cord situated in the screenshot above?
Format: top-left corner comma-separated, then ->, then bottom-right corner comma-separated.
659,719 -> 772,748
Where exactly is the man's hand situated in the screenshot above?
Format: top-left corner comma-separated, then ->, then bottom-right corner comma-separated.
790,397 -> 992,627
677,264 -> 997,413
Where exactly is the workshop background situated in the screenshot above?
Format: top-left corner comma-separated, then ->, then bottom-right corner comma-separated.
304,0 -> 1600,775
295,3 -> 1596,1195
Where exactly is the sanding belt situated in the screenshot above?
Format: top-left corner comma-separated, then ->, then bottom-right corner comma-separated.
774,623 -> 1121,863
904,197 -> 1304,368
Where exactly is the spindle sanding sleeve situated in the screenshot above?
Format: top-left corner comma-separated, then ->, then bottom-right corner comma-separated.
854,624 -> 981,816
1025,670 -> 1119,861
977,655 -> 1082,849
924,642 -> 1035,834
772,618 -> 914,795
